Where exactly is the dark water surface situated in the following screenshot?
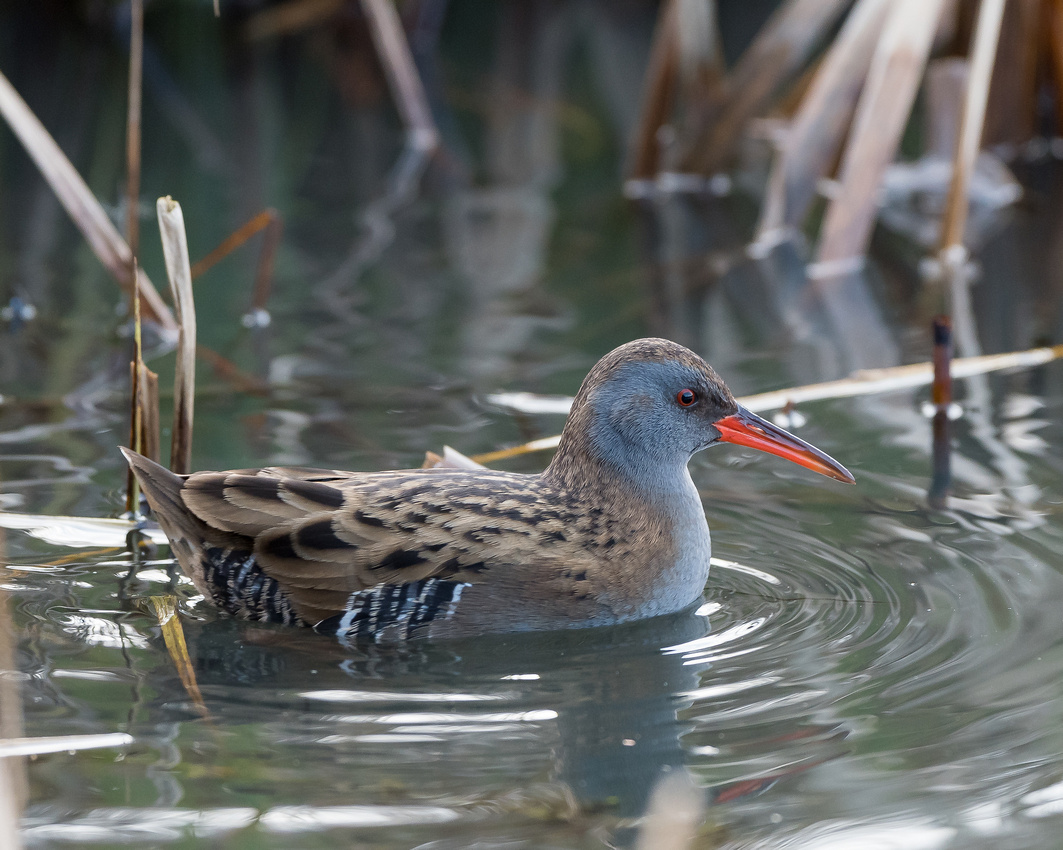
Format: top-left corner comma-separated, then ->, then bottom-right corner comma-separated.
3,2 -> 1063,848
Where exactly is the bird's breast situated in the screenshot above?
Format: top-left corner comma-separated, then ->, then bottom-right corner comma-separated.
588,471 -> 712,622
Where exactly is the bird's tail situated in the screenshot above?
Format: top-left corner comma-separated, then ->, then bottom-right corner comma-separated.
121,447 -> 184,520
120,447 -> 211,592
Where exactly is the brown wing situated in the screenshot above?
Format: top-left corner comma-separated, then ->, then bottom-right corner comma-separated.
178,467 -> 578,624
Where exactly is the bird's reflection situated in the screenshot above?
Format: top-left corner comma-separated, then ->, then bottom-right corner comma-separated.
185,608 -> 707,817
174,600 -> 848,838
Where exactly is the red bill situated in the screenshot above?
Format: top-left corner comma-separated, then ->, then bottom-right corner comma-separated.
714,406 -> 855,484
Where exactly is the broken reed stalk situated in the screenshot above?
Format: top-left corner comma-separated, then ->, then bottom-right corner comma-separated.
728,343 -> 1063,407
189,208 -> 278,279
924,59 -> 969,158
0,70 -> 176,333
125,0 -> 144,260
928,316 -> 954,509
756,0 -> 890,240
359,0 -> 440,152
251,212 -> 283,312
938,0 -> 1006,256
149,596 -> 208,718
188,207 -> 282,323
982,0 -> 1041,148
1047,0 -> 1063,135
124,264 -> 158,514
931,315 -> 953,409
126,315 -> 140,513
134,362 -> 160,463
195,345 -> 269,395
674,0 -> 726,97
681,0 -> 851,175
626,0 -> 680,181
121,0 -> 155,499
157,197 -> 197,475
814,0 -> 945,269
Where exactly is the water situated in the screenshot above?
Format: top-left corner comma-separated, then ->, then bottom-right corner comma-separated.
3,2 -> 1063,847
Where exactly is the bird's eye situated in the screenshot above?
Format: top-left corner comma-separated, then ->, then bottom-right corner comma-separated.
676,389 -> 697,407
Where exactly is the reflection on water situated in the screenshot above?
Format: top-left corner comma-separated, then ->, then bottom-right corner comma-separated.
3,0 -> 1063,847
10,461 -> 1063,847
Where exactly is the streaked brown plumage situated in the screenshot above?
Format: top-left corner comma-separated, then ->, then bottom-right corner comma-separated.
123,338 -> 853,642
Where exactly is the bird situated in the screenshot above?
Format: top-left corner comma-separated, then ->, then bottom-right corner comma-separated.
122,338 -> 853,643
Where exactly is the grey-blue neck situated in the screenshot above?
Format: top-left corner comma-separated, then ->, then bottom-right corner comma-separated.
583,361 -> 712,498
543,351 -> 719,618
583,369 -> 714,616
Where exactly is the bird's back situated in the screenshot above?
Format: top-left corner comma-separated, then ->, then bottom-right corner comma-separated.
124,449 -> 688,640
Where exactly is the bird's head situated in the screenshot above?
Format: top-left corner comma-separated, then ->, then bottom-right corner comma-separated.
550,339 -> 854,490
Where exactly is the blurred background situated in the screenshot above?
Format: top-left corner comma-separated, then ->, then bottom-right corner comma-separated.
0,0 -> 1060,485
3,2 -> 1063,848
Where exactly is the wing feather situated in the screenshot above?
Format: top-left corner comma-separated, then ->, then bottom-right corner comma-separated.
177,467 -> 584,624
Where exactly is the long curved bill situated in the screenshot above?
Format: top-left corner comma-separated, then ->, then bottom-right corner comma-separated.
714,405 -> 855,484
